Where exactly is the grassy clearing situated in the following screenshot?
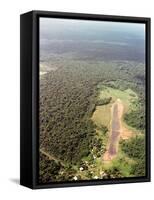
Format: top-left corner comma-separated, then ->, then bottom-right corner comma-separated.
91,104 -> 111,128
92,85 -> 139,131
99,86 -> 138,112
89,85 -> 141,178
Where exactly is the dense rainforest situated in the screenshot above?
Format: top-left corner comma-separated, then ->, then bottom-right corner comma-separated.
39,58 -> 145,183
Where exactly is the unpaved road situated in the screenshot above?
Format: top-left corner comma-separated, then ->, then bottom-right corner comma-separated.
103,99 -> 124,161
40,148 -> 65,167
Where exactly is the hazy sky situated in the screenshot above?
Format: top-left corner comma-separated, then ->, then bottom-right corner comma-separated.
40,17 -> 145,42
39,17 -> 145,62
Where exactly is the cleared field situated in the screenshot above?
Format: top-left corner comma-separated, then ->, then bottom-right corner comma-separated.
91,104 -> 111,129
103,99 -> 124,161
92,85 -> 140,165
99,86 -> 138,112
92,86 -> 138,130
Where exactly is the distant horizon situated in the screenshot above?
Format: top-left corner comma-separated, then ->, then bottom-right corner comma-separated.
40,17 -> 145,63
40,17 -> 145,41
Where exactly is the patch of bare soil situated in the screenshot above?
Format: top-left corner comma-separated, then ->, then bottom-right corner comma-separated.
103,99 -> 124,162
120,126 -> 133,140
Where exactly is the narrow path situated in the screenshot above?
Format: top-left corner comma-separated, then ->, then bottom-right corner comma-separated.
103,99 -> 124,161
40,148 -> 65,167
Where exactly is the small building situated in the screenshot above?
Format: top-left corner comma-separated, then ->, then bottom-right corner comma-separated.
73,176 -> 78,181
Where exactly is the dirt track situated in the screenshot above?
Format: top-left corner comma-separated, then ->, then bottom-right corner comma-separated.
103,99 -> 124,161
40,148 -> 65,167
